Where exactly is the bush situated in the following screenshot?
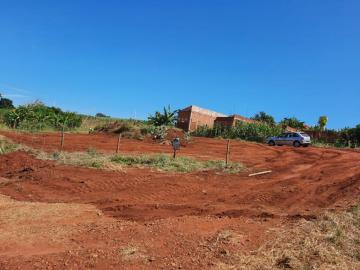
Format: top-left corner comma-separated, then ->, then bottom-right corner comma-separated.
3,102 -> 82,131
336,125 -> 360,148
141,125 -> 168,140
192,122 -> 282,142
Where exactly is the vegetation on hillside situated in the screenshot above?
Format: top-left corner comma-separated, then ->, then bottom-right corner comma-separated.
192,121 -> 282,142
3,101 -> 82,131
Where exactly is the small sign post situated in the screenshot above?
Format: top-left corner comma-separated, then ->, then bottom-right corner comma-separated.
171,138 -> 181,159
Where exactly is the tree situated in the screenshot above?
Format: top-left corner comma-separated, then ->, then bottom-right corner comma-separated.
280,117 -> 305,130
0,93 -> 15,109
252,111 -> 275,126
148,106 -> 177,126
318,116 -> 328,131
95,112 -> 109,118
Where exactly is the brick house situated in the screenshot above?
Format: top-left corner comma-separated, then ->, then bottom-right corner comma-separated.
214,114 -> 255,128
177,105 -> 254,132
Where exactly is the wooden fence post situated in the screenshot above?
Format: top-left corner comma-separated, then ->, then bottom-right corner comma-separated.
60,127 -> 65,151
226,139 -> 231,166
116,133 -> 122,154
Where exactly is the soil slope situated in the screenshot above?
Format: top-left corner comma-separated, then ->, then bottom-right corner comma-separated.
0,131 -> 359,269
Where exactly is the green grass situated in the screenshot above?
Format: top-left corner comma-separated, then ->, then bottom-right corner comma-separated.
110,154 -> 244,173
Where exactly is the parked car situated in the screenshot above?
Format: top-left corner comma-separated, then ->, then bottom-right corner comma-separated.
266,132 -> 311,147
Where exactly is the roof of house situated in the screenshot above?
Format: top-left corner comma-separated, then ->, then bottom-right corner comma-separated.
180,105 -> 227,117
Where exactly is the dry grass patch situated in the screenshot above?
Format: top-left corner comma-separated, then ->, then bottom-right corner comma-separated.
218,206 -> 360,270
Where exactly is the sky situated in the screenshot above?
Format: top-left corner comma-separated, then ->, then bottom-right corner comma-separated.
0,0 -> 359,129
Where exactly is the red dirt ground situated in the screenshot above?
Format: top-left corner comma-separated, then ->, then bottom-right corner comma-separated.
0,131 -> 359,269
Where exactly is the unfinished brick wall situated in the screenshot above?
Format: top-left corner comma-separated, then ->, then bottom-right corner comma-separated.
189,111 -> 218,131
177,110 -> 218,131
214,117 -> 235,127
177,107 -> 257,131
177,110 -> 192,131
214,115 -> 255,128
177,106 -> 226,132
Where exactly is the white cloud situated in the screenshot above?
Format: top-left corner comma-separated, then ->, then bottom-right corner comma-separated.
0,83 -> 32,94
2,93 -> 29,99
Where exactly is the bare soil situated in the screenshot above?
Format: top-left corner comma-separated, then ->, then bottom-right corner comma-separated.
0,131 -> 359,269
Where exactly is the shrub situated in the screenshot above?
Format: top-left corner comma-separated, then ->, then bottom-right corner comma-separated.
141,125 -> 168,140
192,122 -> 282,142
3,102 -> 82,131
337,125 -> 360,148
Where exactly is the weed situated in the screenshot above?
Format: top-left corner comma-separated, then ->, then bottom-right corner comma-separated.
86,147 -> 98,157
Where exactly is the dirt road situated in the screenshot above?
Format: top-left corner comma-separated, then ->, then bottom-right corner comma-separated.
0,131 -> 359,269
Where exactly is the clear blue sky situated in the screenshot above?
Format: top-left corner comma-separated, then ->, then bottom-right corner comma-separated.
0,0 -> 359,129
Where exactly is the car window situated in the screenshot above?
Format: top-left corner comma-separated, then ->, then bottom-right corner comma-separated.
293,133 -> 300,138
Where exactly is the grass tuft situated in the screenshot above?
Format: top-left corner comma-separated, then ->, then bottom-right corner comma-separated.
111,154 -> 244,173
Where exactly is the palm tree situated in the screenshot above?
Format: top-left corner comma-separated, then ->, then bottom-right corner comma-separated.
318,116 -> 328,131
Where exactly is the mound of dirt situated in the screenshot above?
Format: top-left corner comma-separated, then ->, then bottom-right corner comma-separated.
165,128 -> 189,146
93,123 -> 189,146
93,122 -> 118,133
